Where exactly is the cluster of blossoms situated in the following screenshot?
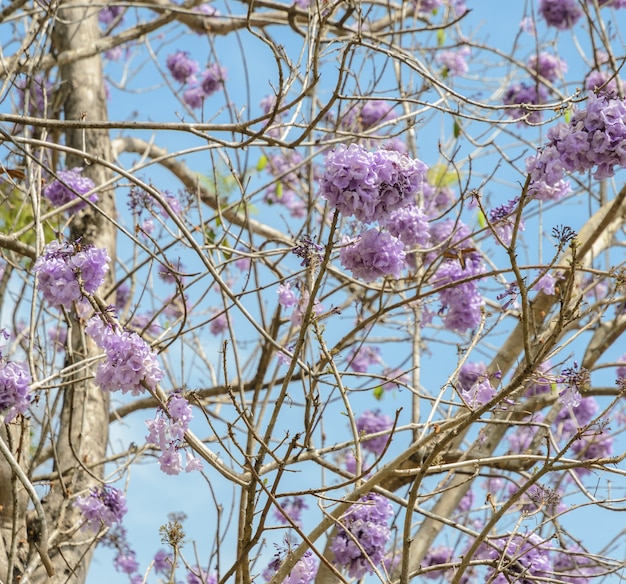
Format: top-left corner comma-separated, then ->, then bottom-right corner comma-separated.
540,0 -> 625,30
428,221 -> 485,332
422,546 -> 454,579
320,143 -> 432,282
16,74 -> 52,117
529,52 -> 567,83
145,392 -> 203,475
527,92 -> 626,200
478,532 -> 553,582
263,543 -> 317,584
488,197 -> 524,246
263,151 -> 307,218
85,316 -> 163,395
165,51 -> 227,109
43,167 -> 98,210
0,360 -> 31,423
503,82 -> 548,125
274,496 -> 308,525
330,493 -> 394,578
356,410 -> 392,455
436,46 -> 471,77
74,485 -> 127,531
346,345 -> 380,373
34,240 -> 110,308
277,281 -> 324,326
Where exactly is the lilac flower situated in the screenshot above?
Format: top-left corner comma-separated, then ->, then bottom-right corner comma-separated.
503,82 -> 548,125
585,70 -> 623,94
274,496 -> 308,525
17,75 -> 53,116
292,236 -> 324,267
527,92 -> 626,199
114,550 -> 139,575
183,86 -> 206,109
383,204 -> 430,248
346,346 -> 380,373
481,533 -> 552,582
187,566 -> 216,584
571,432 -> 613,475
200,63 -> 227,96
457,362 -> 487,392
339,230 -> 406,282
75,486 -> 127,531
320,144 -> 427,223
166,51 -> 200,84
356,410 -> 392,455
277,282 -> 299,308
553,545 -> 602,583
86,316 -> 163,395
209,312 -> 228,335
524,361 -> 554,397
436,46 -> 471,76
98,6 -> 123,25
534,272 -> 556,295
34,241 -> 110,308
558,363 -> 589,408
538,0 -> 583,29
290,291 -> 324,326
457,489 -> 474,513
422,546 -> 453,579
153,549 -> 173,575
360,100 -> 396,130
263,548 -> 317,584
185,451 -> 203,473
159,447 -> 183,475
0,361 -> 31,423
554,397 -> 598,441
380,368 -> 409,391
529,52 -> 567,82
43,168 -> 98,209
330,493 -> 394,578
488,198 -> 524,245
461,377 -> 496,408
433,253 -> 484,333
413,0 -> 443,12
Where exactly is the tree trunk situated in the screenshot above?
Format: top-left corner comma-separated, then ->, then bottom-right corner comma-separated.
22,2 -> 116,582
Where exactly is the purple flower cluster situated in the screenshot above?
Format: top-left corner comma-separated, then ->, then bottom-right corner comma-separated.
165,50 -> 226,109
503,82 -> 548,125
330,493 -> 393,578
0,361 -> 31,423
43,168 -> 98,210
481,533 -> 552,582
74,485 -> 127,531
384,204 -> 431,248
263,151 -> 307,218
457,362 -> 487,392
320,144 -> 427,224
360,100 -> 397,130
538,0 -> 582,29
422,546 -> 453,579
274,496 -> 308,525
86,316 -> 164,395
436,46 -> 471,77
188,566 -> 217,584
166,51 -> 200,84
34,240 -> 110,308
527,92 -> 626,201
460,376 -> 496,408
145,392 -> 202,475
529,52 -> 567,82
263,547 -> 317,584
98,6 -> 123,25
488,198 -> 524,245
17,75 -> 52,116
553,545 -> 602,583
346,345 -> 380,373
339,230 -> 406,282
356,410 -> 392,455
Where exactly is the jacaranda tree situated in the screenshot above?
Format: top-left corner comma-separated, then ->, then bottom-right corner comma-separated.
1,0 -> 626,582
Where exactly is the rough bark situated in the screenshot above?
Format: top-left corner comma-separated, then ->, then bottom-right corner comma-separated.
18,2 -> 116,583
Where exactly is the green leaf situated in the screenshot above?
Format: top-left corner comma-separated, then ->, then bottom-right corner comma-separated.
373,385 -> 384,400
427,164 -> 460,188
564,109 -> 571,124
437,29 -> 446,46
453,118 -> 461,138
478,209 -> 486,229
256,155 -> 268,171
